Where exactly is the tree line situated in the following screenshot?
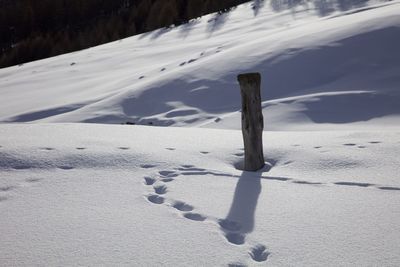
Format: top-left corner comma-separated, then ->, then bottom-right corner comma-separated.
0,0 -> 250,68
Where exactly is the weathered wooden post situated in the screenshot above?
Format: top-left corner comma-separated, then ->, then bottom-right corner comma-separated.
237,72 -> 265,171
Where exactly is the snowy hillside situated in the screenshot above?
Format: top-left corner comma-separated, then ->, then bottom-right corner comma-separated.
1,124 -> 400,266
0,1 -> 400,129
1,1 -> 400,266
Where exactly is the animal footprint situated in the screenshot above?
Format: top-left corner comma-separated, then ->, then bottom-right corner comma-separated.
334,182 -> 372,187
219,219 -> 242,231
343,143 -> 356,146
225,233 -> 245,245
140,164 -> 157,169
159,171 -> 179,177
293,180 -> 323,185
40,147 -> 55,151
58,166 -> 74,170
76,147 -> 86,150
183,212 -> 206,221
154,185 -> 168,195
173,201 -> 194,212
144,177 -> 156,185
181,164 -> 195,168
161,178 -> 174,183
147,195 -> 164,204
166,147 -> 176,151
0,186 -> 15,192
25,178 -> 42,183
378,186 -> 400,191
249,244 -> 270,262
228,263 -> 246,267
118,147 -> 130,150
200,151 -> 210,154
13,165 -> 31,170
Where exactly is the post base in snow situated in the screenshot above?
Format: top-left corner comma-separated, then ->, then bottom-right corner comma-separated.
237,72 -> 265,172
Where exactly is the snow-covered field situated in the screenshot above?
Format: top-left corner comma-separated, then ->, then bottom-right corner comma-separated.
1,1 -> 400,266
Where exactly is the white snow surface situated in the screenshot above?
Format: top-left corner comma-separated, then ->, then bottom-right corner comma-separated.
1,1 -> 400,266
1,124 -> 400,266
0,0 -> 399,129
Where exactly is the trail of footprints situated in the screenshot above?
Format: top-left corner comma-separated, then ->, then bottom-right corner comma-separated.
141,163 -> 269,264
1,141 -> 399,264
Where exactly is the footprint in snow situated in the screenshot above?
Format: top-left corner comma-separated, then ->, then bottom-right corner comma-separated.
183,212 -> 207,222
40,147 -> 55,151
58,166 -> 74,170
0,185 -> 16,192
249,244 -> 270,262
343,143 -> 356,146
159,170 -> 179,177
334,182 -> 373,187
225,232 -> 245,245
200,151 -> 210,154
172,201 -> 194,212
283,160 -> 294,166
293,180 -> 323,185
219,219 -> 242,232
13,165 -> 31,170
144,177 -> 156,186
181,164 -> 195,168
369,141 -> 381,144
76,147 -> 86,150
165,147 -> 176,151
147,195 -> 164,204
228,263 -> 247,267
154,184 -> 168,195
161,178 -> 174,183
118,147 -> 130,150
378,186 -> 400,191
25,177 -> 42,183
140,164 -> 157,169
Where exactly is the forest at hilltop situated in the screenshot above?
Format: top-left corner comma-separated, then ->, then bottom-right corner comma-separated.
0,0 -> 252,68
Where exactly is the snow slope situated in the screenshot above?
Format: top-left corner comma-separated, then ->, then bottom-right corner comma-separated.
0,1 -> 400,129
1,124 -> 399,266
1,1 -> 400,266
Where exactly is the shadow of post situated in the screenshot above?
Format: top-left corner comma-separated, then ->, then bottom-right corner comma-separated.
224,170 -> 262,234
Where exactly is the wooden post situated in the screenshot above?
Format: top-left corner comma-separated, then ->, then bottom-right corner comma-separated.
237,73 -> 265,171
